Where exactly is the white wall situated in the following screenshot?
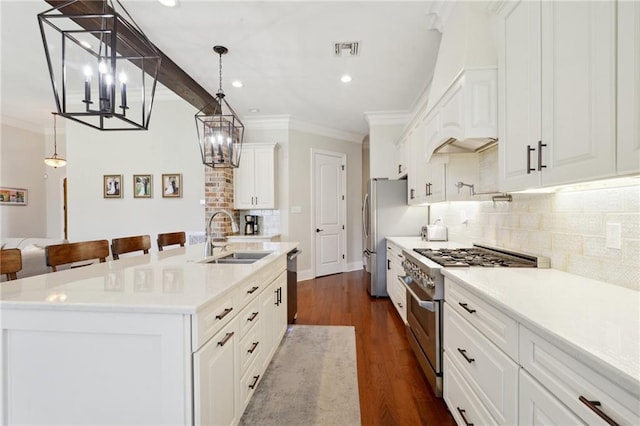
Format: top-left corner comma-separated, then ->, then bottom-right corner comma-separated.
65,94 -> 205,245
288,129 -> 362,279
0,123 -> 47,238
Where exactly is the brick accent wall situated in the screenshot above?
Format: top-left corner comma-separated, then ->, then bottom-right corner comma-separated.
204,167 -> 239,237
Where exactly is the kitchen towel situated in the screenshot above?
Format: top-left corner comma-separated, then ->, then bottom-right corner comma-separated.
239,325 -> 361,426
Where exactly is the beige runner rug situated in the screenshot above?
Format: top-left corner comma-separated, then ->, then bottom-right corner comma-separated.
239,325 -> 361,426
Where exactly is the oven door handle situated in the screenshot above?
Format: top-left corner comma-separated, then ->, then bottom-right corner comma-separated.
398,275 -> 436,312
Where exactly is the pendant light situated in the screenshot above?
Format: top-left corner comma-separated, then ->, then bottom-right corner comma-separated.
44,113 -> 66,168
195,46 -> 244,168
38,0 -> 161,131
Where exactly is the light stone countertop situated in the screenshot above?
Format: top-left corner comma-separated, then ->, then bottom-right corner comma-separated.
0,241 -> 298,315
387,235 -> 639,396
226,233 -> 281,240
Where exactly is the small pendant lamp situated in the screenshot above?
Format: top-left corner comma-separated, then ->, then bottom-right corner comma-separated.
44,113 -> 67,168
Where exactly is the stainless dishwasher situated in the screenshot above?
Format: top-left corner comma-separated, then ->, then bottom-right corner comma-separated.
287,249 -> 301,323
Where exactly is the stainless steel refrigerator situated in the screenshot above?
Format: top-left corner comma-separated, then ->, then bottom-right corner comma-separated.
362,179 -> 428,297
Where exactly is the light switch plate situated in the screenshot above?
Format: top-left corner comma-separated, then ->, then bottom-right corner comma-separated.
291,206 -> 303,214
606,222 -> 622,249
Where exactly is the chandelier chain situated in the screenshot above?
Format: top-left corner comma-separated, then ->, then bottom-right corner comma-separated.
218,50 -> 224,95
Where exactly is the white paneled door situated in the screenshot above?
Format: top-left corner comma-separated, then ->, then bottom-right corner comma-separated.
313,150 -> 345,277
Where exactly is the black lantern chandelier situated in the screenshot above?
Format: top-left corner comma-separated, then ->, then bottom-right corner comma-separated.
38,0 -> 161,131
195,46 -> 244,168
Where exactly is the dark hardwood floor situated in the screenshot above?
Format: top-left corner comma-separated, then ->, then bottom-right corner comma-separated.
296,270 -> 456,426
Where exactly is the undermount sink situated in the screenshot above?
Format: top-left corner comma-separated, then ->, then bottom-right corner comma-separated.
206,251 -> 272,265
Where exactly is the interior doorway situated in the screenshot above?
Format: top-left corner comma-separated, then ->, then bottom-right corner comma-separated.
312,150 -> 346,277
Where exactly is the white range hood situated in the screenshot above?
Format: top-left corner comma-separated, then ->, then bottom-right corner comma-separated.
425,2 -> 498,156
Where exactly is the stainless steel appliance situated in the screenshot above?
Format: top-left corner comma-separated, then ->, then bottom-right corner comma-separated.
400,243 -> 549,397
362,179 -> 426,297
287,249 -> 301,323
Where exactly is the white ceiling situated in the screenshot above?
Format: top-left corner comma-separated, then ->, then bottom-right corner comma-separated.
0,0 -> 443,137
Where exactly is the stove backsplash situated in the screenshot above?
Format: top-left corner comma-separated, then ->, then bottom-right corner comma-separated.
430,185 -> 639,291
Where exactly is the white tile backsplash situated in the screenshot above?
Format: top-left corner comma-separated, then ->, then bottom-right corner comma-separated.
431,184 -> 640,290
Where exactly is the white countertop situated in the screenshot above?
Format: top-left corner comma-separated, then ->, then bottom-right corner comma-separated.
387,235 -> 640,396
226,233 -> 280,240
0,242 -> 298,315
442,267 -> 640,396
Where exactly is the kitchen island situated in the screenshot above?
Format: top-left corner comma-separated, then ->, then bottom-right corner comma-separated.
0,241 -> 298,425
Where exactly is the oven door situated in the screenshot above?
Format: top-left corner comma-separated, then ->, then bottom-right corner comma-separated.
398,275 -> 442,390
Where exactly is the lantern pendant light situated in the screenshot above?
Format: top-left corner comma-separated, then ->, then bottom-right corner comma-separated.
195,46 -> 244,168
44,113 -> 67,168
38,0 -> 161,131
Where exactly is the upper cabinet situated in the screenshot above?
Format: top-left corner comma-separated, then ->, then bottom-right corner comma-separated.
498,1 -> 618,191
617,1 -> 640,175
395,138 -> 408,179
234,143 -> 277,209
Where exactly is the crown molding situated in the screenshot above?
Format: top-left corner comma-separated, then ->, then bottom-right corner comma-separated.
363,111 -> 410,127
243,115 -> 291,130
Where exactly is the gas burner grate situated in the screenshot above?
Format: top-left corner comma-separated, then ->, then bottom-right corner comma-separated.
413,247 -> 538,268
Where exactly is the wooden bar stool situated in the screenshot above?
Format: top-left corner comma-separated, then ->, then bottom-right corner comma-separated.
1,248 -> 23,281
46,240 -> 110,272
111,235 -> 151,260
157,232 -> 186,251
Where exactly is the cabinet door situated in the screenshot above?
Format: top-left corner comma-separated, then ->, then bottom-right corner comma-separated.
193,320 -> 240,426
519,369 -> 585,426
234,148 -> 256,209
498,0 -> 542,191
395,139 -> 407,178
617,0 -> 640,175
425,160 -> 446,203
540,1 -> 616,185
253,146 -> 275,208
274,273 -> 287,343
258,283 -> 276,372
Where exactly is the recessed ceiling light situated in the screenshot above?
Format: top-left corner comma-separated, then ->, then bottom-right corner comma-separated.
248,108 -> 260,113
231,80 -> 243,88
341,74 -> 352,83
158,0 -> 177,7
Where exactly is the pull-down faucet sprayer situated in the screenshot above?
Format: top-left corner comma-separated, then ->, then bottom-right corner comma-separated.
205,209 -> 239,257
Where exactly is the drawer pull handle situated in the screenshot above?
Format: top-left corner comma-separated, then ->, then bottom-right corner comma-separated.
249,374 -> 261,389
217,332 -> 234,347
247,286 -> 259,294
579,396 -> 619,426
215,307 -> 233,320
457,348 -> 475,363
248,312 -> 259,322
458,302 -> 476,314
248,341 -> 259,354
456,407 -> 474,426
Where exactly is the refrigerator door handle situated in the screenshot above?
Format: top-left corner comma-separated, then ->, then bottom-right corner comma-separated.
362,193 -> 369,239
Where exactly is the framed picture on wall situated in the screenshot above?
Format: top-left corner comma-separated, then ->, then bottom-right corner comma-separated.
0,187 -> 27,205
162,174 -> 182,198
103,175 -> 122,198
133,174 -> 152,198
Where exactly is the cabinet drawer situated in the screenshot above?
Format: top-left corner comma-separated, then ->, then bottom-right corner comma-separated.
520,325 -> 639,426
386,242 -> 404,264
258,256 -> 286,289
444,353 -> 498,426
239,298 -> 261,338
238,273 -> 262,307
239,325 -> 261,376
445,278 -> 518,360
519,368 -> 585,425
240,360 -> 263,413
444,303 -> 518,424
193,290 -> 236,351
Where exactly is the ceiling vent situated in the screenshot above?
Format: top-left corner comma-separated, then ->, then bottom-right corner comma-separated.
334,42 -> 360,57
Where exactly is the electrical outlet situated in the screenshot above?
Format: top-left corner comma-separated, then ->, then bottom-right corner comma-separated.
606,222 -> 622,249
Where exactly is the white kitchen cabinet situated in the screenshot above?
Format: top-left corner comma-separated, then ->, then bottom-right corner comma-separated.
395,138 -> 408,179
498,1 -> 617,191
385,240 -> 406,323
258,271 -> 287,372
408,113 -> 446,205
194,319 -> 240,426
519,368 -> 584,426
234,143 -> 276,209
617,1 -> 640,175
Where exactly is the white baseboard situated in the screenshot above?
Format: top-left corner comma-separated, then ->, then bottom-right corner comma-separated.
346,261 -> 363,272
297,262 -> 363,282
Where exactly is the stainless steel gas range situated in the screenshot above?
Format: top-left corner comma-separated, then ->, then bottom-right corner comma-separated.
399,243 -> 549,397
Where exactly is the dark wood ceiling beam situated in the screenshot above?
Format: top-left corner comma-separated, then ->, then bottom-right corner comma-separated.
43,0 -> 217,113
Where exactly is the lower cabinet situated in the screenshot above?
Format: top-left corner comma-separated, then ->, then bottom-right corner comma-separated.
193,320 -> 240,426
386,240 -> 407,323
444,277 -> 639,426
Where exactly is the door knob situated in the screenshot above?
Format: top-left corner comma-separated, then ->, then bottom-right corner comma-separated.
316,228 -> 323,233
